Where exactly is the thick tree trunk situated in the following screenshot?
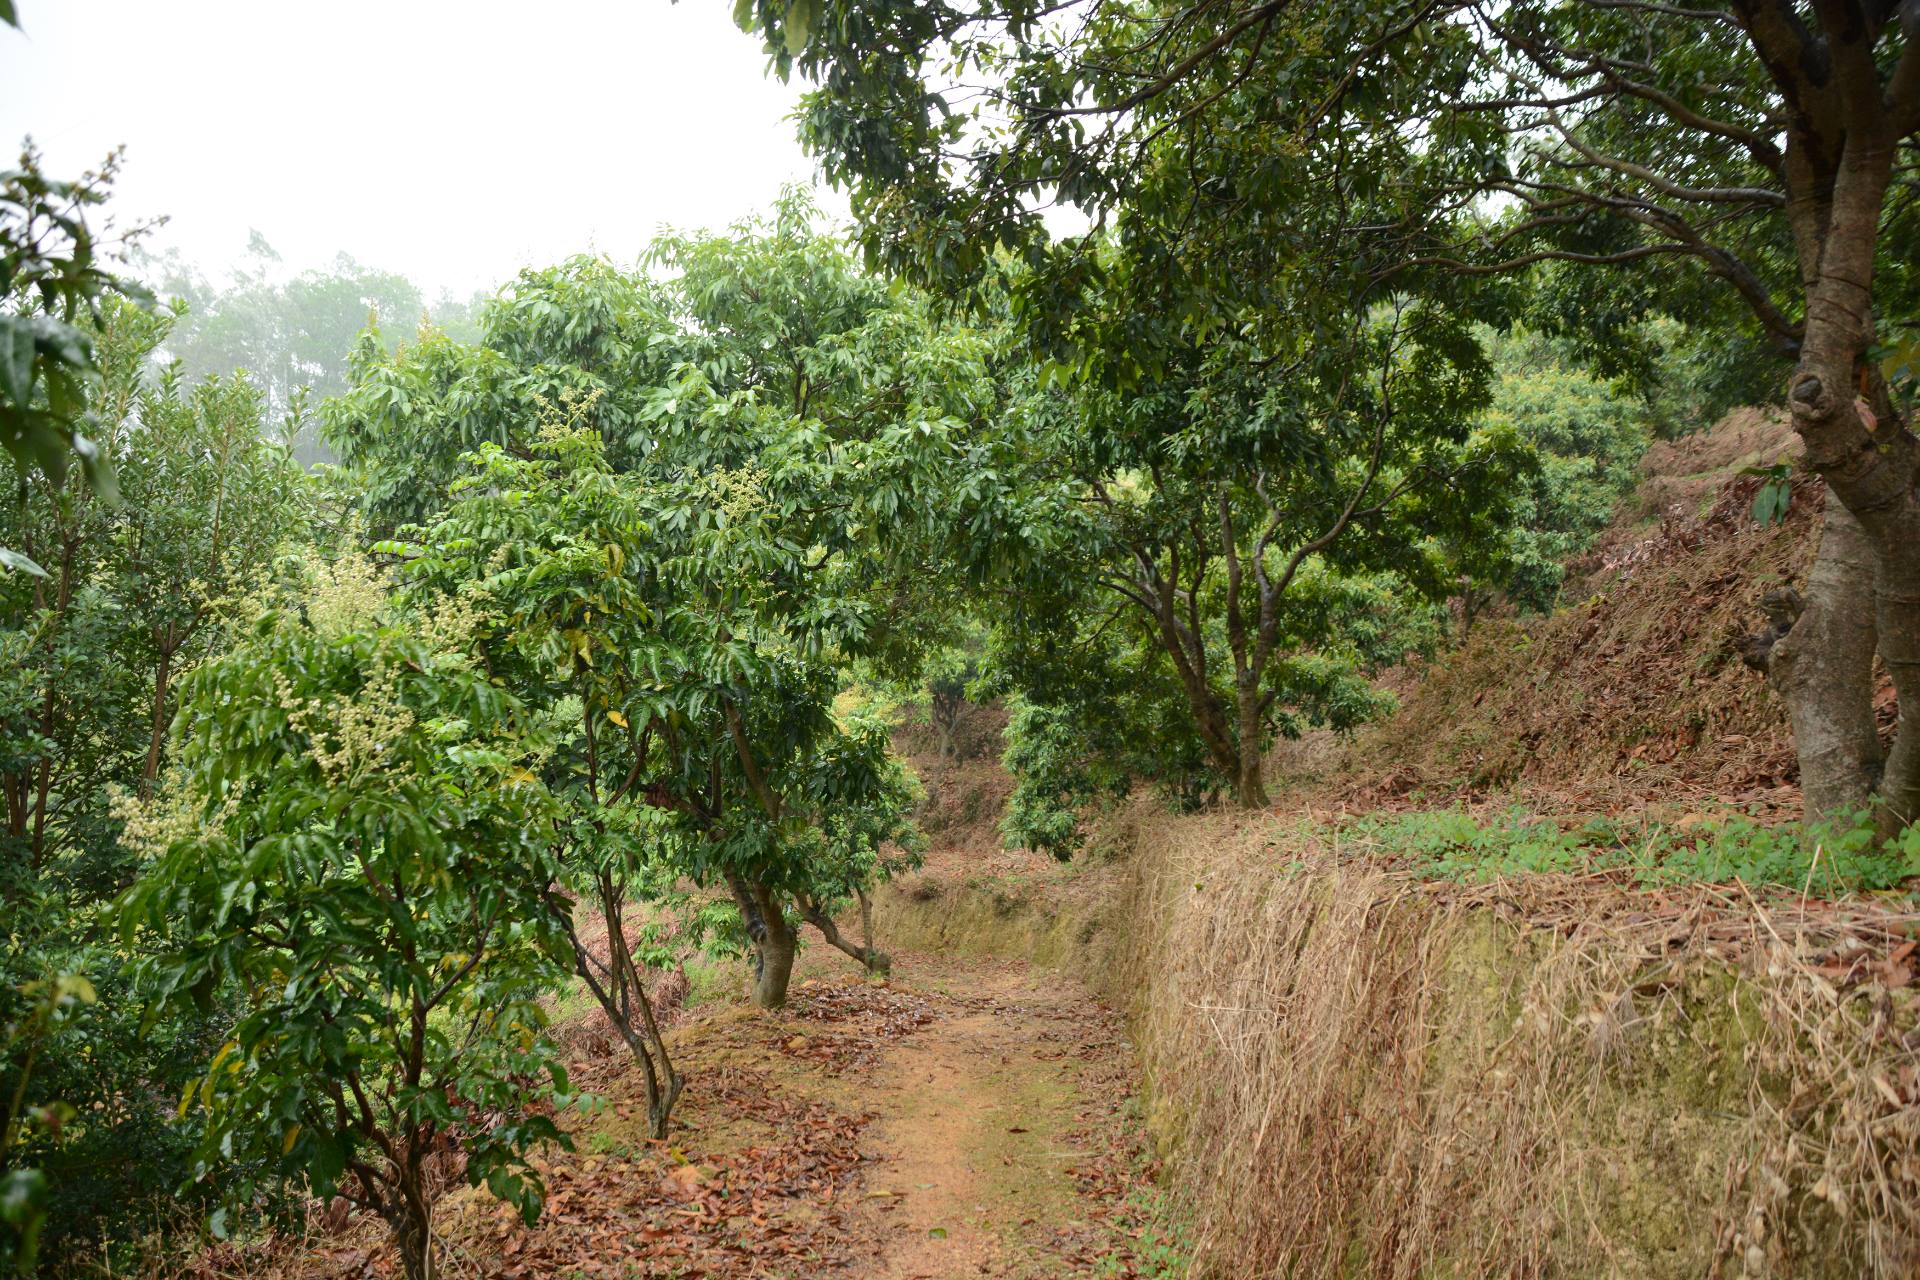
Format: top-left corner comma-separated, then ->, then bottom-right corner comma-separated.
1762,90 -> 1920,832
731,874 -> 798,1009
751,915 -> 797,1009
1788,338 -> 1920,831
1232,752 -> 1270,810
1767,501 -> 1883,821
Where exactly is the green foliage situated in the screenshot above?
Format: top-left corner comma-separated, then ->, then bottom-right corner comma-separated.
999,699 -> 1131,861
0,141 -> 150,526
0,972 -> 95,1274
801,707 -> 926,904
976,283 -> 1520,812
1455,329 -> 1650,615
330,198 -> 976,1005
1348,808 -> 1919,896
1744,461 -> 1795,527
119,555 -> 575,1269
0,297 -> 306,1268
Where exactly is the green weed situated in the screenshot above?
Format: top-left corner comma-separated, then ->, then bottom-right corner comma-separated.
1345,806 -> 1920,895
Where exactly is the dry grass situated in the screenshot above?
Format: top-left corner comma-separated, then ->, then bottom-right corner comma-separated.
992,801 -> 1920,1279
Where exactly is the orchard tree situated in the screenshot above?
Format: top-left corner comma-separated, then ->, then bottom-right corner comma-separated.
119,552 -> 575,1280
0,293 -> 304,1266
1397,2 -> 1920,831
397,417 -> 688,1136
3,298 -> 302,871
733,0 -> 1920,830
2,300 -> 164,870
983,296 -> 1520,808
331,197 -> 987,1007
922,643 -> 982,762
118,359 -> 307,795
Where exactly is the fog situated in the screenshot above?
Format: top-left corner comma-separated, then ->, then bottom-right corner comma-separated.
0,0 -> 840,295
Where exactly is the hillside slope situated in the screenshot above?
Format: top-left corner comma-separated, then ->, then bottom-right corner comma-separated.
1278,409 -> 1832,818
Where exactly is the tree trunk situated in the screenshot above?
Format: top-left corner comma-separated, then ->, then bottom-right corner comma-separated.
751,913 -> 797,1009
391,1164 -> 435,1280
931,691 -> 962,760
568,905 -> 681,1136
730,874 -> 798,1009
1762,81 -> 1920,831
1766,500 -> 1884,822
140,643 -> 174,800
1232,750 -> 1270,809
1232,673 -> 1270,809
857,888 -> 879,969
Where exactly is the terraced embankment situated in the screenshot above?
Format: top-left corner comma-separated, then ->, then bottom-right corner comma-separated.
876,805 -> 1920,1280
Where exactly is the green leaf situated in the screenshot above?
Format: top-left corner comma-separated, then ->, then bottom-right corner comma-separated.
1882,330 -> 1920,391
0,547 -> 46,577
782,0 -> 814,54
0,315 -> 32,406
732,0 -> 756,32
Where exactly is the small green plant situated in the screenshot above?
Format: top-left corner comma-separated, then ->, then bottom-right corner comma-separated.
1348,807 -> 1919,895
0,973 -> 97,1274
1742,460 -> 1795,526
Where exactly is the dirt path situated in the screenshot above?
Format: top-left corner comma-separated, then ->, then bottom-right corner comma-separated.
853,954 -> 1145,1279
267,946 -> 1172,1280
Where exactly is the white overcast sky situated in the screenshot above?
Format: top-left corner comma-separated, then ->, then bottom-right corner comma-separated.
0,0 -> 844,297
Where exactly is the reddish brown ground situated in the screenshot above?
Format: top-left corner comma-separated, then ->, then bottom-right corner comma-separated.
189,944 -> 1171,1280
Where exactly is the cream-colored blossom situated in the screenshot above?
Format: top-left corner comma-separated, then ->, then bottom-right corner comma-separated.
275,653 -> 416,788
305,543 -> 391,639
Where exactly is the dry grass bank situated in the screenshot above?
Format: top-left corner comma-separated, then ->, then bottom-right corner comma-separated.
877,800 -> 1920,1279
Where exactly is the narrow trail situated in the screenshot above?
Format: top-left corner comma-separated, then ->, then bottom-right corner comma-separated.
856,954 -> 1139,1279
378,943 -> 1172,1280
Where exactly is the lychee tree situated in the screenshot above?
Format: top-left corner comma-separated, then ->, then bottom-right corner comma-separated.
119,557 -> 575,1280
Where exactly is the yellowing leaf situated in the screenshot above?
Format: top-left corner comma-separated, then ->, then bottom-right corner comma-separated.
282,1124 -> 302,1155
564,629 -> 594,668
607,709 -> 629,729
